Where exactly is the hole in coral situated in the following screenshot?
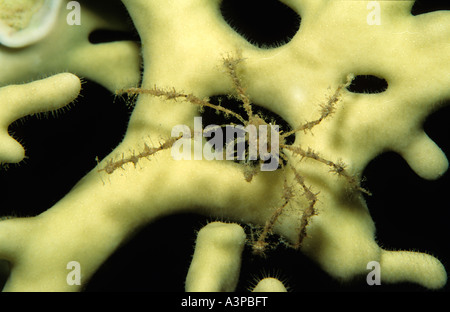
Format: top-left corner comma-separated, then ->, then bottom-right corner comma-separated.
423,102 -> 450,157
411,0 -> 450,16
220,0 -> 301,48
89,29 -> 140,44
82,0 -> 141,44
203,95 -> 295,145
200,95 -> 295,168
85,213 -> 204,291
362,150 -> 450,268
346,75 -> 388,94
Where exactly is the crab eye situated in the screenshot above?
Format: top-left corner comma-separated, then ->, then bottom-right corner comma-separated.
220,0 -> 301,48
346,75 -> 388,94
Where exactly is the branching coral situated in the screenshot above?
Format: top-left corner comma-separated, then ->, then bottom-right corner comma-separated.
0,0 -> 449,292
0,73 -> 81,164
